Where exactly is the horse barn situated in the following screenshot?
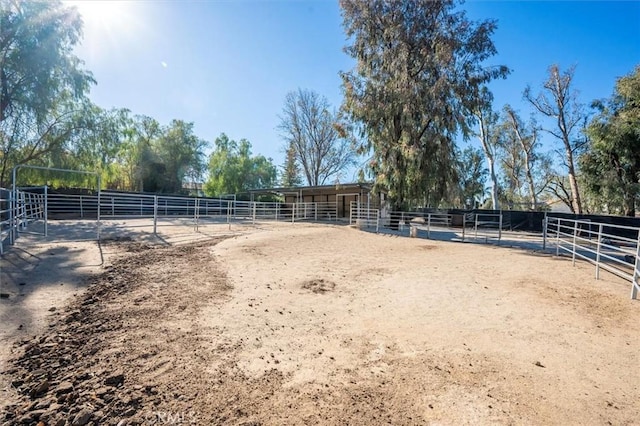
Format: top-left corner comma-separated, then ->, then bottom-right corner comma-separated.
247,183 -> 385,220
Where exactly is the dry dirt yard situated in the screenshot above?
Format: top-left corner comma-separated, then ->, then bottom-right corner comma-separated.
1,222 -> 638,425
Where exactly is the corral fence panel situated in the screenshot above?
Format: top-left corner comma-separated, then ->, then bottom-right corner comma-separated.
379,209 -> 505,244
544,216 -> 640,299
349,201 -> 379,232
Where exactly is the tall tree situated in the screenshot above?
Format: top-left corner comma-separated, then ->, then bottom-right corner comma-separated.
0,0 -> 95,185
497,125 -> 525,208
204,134 -> 277,196
502,105 -> 549,209
525,65 -> 587,213
456,146 -> 487,208
340,0 -> 508,210
472,88 -> 502,209
278,89 -> 356,186
129,115 -> 162,192
581,66 -> 640,216
281,140 -> 302,187
153,120 -> 207,194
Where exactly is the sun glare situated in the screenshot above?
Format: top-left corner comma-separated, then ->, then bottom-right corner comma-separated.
64,0 -> 144,62
66,0 -> 132,28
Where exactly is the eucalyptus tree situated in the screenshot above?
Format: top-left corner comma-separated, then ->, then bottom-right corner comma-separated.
472,88 -> 502,209
340,0 -> 508,209
456,146 -> 487,208
501,105 -> 553,210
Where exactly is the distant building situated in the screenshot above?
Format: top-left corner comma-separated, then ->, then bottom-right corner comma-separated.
247,183 -> 384,219
182,182 -> 204,197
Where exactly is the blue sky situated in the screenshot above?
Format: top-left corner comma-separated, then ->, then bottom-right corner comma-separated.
68,0 -> 640,181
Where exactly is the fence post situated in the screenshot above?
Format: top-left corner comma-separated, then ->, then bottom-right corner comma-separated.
153,195 -> 158,235
44,186 -> 48,237
542,216 -> 547,250
595,223 -> 603,279
498,213 -> 502,243
462,214 -> 466,242
555,219 -> 560,256
572,220 -> 578,265
194,198 -> 199,231
97,184 -> 101,241
315,203 -> 318,221
292,204 -> 296,223
80,195 -> 84,218
632,229 -> 640,299
9,190 -> 14,245
276,203 -> 279,221
427,214 -> 431,239
252,202 -> 256,224
474,214 -> 479,241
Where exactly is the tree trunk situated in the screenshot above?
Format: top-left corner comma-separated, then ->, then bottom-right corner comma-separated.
476,113 -> 499,210
565,146 -> 582,214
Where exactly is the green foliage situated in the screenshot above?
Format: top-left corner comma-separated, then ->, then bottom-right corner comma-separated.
340,0 -> 508,209
281,141 -> 302,187
581,66 -> 640,216
497,105 -> 552,209
150,120 -> 207,193
0,0 -> 95,186
204,134 -> 277,196
456,146 -> 487,208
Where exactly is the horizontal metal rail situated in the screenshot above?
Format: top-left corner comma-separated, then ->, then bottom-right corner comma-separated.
349,202 -> 379,232
544,216 -> 640,299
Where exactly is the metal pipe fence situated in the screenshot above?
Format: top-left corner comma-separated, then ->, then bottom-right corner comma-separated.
2,190 -> 346,257
349,202 -> 379,232
380,210 -> 504,244
4,185 -> 640,300
544,216 -> 640,299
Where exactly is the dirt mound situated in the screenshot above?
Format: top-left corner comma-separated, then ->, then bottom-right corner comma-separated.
301,278 -> 336,294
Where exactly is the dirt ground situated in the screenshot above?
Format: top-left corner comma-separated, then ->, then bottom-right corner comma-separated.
1,222 -> 638,425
